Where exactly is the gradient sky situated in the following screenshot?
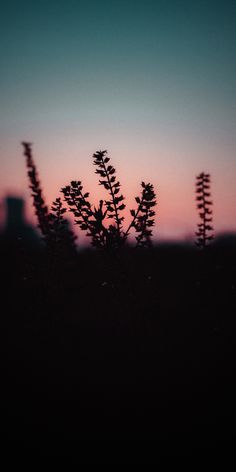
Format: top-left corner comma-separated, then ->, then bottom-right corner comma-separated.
1,0 -> 236,240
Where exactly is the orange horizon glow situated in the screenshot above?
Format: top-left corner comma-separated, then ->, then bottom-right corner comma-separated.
1,141 -> 236,242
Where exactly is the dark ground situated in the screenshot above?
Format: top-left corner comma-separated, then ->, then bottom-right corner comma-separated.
1,237 -> 236,463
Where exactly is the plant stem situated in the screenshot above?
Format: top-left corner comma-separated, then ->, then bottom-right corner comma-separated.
100,156 -> 121,236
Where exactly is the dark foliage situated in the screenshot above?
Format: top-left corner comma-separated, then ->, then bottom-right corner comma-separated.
93,150 -> 125,238
61,149 -> 157,250
126,181 -> 156,247
61,180 -> 108,249
48,197 -> 77,256
195,172 -> 214,248
22,142 -> 76,255
22,141 -> 50,237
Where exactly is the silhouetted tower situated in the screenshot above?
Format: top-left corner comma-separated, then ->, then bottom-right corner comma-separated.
195,172 -> 214,248
3,196 -> 38,245
5,197 -> 24,233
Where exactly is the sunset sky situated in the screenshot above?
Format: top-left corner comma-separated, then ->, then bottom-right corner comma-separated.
1,0 -> 236,241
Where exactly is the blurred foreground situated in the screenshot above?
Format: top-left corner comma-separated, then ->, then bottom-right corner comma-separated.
1,197 -> 236,462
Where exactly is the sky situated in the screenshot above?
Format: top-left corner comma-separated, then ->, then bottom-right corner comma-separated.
1,0 -> 236,241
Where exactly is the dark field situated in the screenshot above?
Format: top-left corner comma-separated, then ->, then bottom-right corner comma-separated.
2,238 -> 236,462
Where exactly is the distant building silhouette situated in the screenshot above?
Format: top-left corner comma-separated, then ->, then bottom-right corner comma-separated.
1,196 -> 39,246
5,197 -> 25,232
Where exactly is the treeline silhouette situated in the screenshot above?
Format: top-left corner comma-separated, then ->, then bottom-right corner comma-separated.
2,144 -> 236,462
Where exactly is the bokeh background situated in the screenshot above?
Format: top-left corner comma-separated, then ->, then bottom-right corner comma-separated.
1,0 -> 236,241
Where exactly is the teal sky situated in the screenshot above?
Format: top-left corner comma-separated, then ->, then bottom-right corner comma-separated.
1,0 -> 236,239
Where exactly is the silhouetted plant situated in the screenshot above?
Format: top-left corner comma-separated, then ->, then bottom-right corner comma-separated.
22,142 -> 50,238
61,181 -> 108,249
195,172 -> 214,248
48,197 -> 77,255
61,150 -> 157,249
93,150 -> 125,242
22,142 -> 76,253
125,182 -> 156,248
